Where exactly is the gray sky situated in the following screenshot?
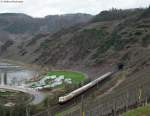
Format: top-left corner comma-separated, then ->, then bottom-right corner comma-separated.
0,0 -> 150,17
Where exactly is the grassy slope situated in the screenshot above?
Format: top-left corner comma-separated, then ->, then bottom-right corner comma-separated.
123,105 -> 150,116
47,70 -> 86,84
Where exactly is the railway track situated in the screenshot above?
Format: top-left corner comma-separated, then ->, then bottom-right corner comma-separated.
32,71 -> 117,116
32,67 -> 150,116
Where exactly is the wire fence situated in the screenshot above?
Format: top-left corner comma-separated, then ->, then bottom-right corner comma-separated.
62,79 -> 150,116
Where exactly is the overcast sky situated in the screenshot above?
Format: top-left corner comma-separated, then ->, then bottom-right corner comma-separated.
0,0 -> 149,17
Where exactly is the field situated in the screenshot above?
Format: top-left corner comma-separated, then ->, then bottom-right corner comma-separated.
47,70 -> 86,84
31,70 -> 86,89
123,105 -> 150,116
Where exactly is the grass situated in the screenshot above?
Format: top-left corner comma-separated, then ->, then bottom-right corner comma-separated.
123,105 -> 150,116
47,70 -> 86,84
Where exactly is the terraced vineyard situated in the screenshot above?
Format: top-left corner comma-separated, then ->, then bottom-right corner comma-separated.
59,68 -> 150,116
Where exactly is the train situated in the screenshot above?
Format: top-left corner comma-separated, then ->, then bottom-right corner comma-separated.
59,71 -> 114,103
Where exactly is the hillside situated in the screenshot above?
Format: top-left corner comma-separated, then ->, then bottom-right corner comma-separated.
0,13 -> 92,54
0,7 -> 150,116
1,8 -> 149,77
0,13 -> 92,34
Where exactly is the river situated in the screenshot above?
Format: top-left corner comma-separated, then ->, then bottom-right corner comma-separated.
0,62 -> 38,86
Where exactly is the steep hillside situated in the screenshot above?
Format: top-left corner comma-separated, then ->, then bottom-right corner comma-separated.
0,13 -> 92,34
0,13 -> 92,54
1,8 -> 150,78
92,8 -> 144,22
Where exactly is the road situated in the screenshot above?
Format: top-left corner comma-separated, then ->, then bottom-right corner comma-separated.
0,85 -> 46,105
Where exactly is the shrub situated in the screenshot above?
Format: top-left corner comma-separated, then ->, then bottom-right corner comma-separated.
134,31 -> 142,36
142,35 -> 150,47
40,42 -> 49,49
82,29 -> 106,40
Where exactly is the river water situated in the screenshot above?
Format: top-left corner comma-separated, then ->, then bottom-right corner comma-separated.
0,62 -> 38,86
